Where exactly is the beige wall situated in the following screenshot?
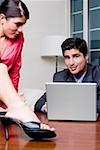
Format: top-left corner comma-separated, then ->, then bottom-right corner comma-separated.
19,0 -> 70,91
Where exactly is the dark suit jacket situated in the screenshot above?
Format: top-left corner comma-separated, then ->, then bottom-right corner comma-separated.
34,64 -> 100,113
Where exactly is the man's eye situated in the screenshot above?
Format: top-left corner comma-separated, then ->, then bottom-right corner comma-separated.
64,56 -> 69,59
75,55 -> 80,57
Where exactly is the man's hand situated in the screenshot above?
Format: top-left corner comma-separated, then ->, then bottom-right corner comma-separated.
41,102 -> 48,113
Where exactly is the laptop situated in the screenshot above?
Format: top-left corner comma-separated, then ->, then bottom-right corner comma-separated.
46,82 -> 97,121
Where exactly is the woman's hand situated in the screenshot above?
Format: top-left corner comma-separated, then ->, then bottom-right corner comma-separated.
19,94 -> 26,103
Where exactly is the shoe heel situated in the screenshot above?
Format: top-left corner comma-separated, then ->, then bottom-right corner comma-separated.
4,126 -> 9,140
1,118 -> 9,140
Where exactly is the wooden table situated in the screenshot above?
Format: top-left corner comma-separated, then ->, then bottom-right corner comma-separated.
0,113 -> 100,150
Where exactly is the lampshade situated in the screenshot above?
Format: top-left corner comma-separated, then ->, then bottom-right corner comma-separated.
41,35 -> 67,56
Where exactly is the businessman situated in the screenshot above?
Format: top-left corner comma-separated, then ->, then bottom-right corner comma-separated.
34,37 -> 100,114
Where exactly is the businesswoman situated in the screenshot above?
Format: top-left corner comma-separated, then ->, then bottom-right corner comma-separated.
0,0 -> 56,140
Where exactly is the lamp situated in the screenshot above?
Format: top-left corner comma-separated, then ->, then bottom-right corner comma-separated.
41,35 -> 66,72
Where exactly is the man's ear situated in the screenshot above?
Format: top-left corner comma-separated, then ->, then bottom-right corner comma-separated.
86,54 -> 88,63
0,14 -> 6,24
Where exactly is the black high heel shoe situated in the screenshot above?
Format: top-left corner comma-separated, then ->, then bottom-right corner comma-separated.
0,115 -> 56,140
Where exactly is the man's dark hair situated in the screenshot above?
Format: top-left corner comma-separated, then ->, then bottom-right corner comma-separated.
61,37 -> 88,57
0,0 -> 29,19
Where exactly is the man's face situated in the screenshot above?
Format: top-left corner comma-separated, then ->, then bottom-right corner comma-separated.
63,48 -> 88,75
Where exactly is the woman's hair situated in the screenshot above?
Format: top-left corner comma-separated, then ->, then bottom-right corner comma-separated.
0,0 -> 29,19
61,37 -> 88,57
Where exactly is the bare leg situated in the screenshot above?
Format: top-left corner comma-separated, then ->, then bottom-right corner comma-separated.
0,63 -> 54,130
0,63 -> 41,122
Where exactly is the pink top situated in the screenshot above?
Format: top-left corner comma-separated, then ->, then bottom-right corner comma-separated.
0,32 -> 24,91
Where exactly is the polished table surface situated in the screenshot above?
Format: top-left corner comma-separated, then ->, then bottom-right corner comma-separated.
0,112 -> 100,150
